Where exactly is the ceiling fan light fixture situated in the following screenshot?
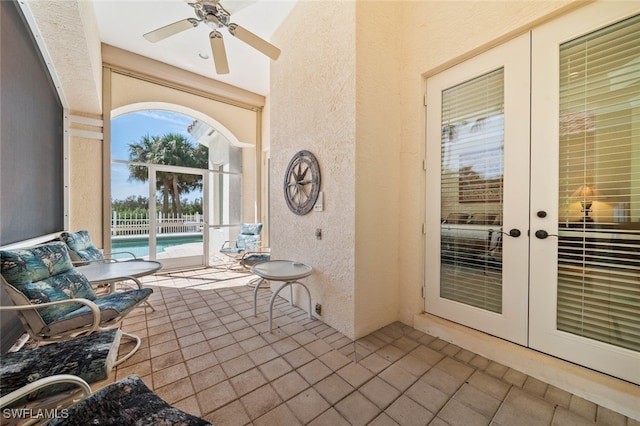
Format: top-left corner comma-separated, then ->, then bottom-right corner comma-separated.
143,0 -> 281,73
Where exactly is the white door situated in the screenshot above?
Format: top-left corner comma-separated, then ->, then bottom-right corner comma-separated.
425,33 -> 531,345
425,3 -> 640,385
149,164 -> 207,270
529,3 -> 640,385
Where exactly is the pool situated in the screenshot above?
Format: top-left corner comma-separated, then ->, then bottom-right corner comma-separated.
111,234 -> 203,258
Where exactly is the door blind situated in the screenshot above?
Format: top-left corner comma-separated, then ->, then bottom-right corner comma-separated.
440,68 -> 504,313
557,14 -> 640,351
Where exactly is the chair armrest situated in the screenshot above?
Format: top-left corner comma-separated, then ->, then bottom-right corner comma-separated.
0,374 -> 92,410
104,250 -> 138,260
0,298 -> 102,334
221,240 -> 237,249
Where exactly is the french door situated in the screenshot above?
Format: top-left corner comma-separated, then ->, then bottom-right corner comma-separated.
425,3 -> 640,384
148,164 -> 207,270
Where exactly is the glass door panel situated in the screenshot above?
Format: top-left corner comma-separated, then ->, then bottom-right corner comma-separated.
440,69 -> 504,314
150,166 -> 206,269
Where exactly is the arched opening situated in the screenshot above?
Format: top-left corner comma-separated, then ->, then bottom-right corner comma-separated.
110,103 -> 253,270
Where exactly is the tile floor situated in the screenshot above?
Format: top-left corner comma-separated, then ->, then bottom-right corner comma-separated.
100,268 -> 637,426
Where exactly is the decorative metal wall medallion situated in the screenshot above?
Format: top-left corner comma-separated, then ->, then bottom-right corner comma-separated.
284,150 -> 321,215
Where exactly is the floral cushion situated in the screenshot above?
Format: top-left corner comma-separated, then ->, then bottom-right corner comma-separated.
0,243 -> 97,324
46,288 -> 152,336
45,375 -> 211,425
240,223 -> 262,235
60,230 -> 104,263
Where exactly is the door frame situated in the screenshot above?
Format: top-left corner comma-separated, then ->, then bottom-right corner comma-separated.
148,163 -> 208,270
424,33 -> 531,346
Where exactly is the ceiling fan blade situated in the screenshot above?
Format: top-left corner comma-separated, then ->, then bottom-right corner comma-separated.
210,31 -> 230,74
228,23 -> 281,60
143,18 -> 199,43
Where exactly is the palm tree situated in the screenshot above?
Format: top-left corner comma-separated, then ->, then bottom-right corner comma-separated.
128,133 -> 208,217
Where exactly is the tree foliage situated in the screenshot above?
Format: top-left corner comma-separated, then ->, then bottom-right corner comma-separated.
127,133 -> 208,217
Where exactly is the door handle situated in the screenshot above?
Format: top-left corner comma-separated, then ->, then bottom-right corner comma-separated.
535,230 -> 558,239
508,229 -> 521,237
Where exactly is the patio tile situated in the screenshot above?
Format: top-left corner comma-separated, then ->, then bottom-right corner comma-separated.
545,384 -> 572,408
552,406 -> 598,426
569,395 -> 597,421
493,388 -> 555,426
466,371 -> 510,401
298,359 -> 333,385
384,395 -> 434,426
185,352 -> 219,374
254,403 -> 302,426
452,383 -> 501,418
319,349 -> 352,371
258,356 -> 293,381
337,361 -> 375,388
359,376 -> 401,409
230,367 -> 268,397
204,400 -> 251,426
438,398 -> 491,426
220,353 -> 255,378
335,391 -> 381,426
154,376 -> 195,405
271,370 -> 310,401
181,341 -> 212,361
404,378 -> 449,413
307,407 -> 351,426
420,365 -> 466,396
378,364 -> 418,392
286,388 -> 331,424
358,352 -> 392,374
149,339 -> 180,358
283,346 -> 315,368
314,373 -> 355,405
152,362 -> 189,389
196,379 -> 238,414
240,384 -> 283,420
190,365 -> 227,392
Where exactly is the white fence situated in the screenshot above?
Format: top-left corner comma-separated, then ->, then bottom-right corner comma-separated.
111,212 -> 202,236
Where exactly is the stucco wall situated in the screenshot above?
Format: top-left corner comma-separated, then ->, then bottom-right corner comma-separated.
353,1 -> 403,338
271,1 -> 357,338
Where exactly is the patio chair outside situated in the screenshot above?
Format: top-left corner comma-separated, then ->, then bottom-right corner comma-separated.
0,242 -> 152,363
219,223 -> 263,269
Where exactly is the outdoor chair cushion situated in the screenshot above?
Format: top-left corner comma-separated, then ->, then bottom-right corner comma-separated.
59,230 -> 104,263
1,242 -> 152,337
1,242 -> 98,324
45,375 -> 211,426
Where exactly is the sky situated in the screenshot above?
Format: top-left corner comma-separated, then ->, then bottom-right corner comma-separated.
111,110 -> 197,201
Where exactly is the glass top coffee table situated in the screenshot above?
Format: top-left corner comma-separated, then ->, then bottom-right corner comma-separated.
250,260 -> 314,332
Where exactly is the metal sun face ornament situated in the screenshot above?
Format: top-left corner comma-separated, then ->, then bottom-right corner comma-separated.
284,150 -> 321,215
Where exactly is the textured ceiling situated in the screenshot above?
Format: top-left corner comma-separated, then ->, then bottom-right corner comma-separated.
22,0 -> 295,114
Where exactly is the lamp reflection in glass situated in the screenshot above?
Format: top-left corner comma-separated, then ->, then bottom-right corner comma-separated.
572,185 -> 599,222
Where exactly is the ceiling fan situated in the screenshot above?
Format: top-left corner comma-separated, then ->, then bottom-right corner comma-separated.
143,0 -> 281,74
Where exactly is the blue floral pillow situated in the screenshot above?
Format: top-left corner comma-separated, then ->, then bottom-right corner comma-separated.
1,242 -> 97,324
60,230 -> 103,262
1,242 -> 73,284
240,223 -> 262,236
